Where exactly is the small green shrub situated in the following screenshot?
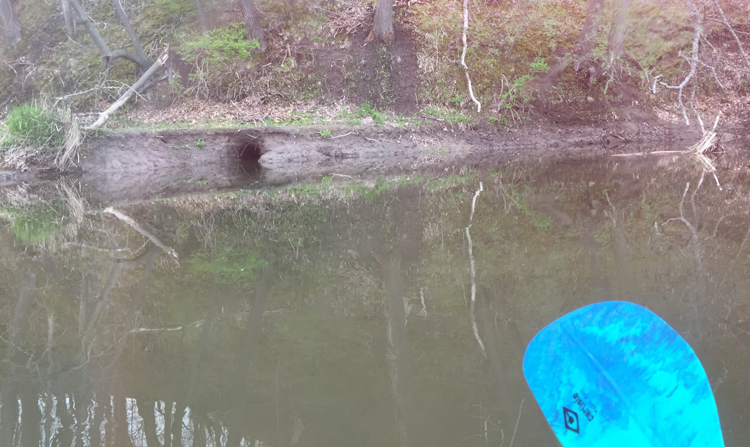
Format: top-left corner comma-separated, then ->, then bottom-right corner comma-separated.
179,23 -> 259,66
356,102 -> 386,125
5,104 -> 61,146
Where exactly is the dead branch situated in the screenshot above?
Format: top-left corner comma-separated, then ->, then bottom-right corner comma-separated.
103,206 -> 178,260
659,0 -> 703,126
461,0 -> 481,113
85,48 -> 169,130
711,0 -> 750,71
465,181 -> 487,359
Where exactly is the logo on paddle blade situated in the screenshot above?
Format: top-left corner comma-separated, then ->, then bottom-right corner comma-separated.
563,407 -> 580,433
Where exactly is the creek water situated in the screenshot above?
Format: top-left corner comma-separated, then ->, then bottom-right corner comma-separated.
1,148 -> 749,446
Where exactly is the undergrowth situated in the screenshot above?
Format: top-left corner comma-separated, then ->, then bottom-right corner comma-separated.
5,104 -> 62,147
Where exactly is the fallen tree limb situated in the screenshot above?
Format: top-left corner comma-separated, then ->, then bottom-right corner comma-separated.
84,48 -> 169,130
103,206 -> 178,260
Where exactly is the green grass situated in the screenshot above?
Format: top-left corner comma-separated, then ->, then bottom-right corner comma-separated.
424,107 -> 473,124
5,104 -> 62,147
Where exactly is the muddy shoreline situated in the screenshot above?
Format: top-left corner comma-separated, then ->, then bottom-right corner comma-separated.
2,121 -> 748,205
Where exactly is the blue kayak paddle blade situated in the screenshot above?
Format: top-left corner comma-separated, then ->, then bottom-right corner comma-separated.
523,301 -> 724,447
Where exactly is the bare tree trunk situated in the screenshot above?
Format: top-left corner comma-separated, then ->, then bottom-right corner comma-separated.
382,253 -> 417,447
544,0 -> 606,86
111,0 -> 150,69
608,0 -> 632,66
195,0 -> 209,32
0,0 -> 21,48
114,391 -> 134,447
138,400 -> 163,447
227,264 -> 274,447
68,0 -> 145,66
373,0 -> 394,42
238,0 -> 267,52
61,0 -> 75,38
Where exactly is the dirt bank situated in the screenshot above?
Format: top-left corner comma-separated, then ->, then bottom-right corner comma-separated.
4,117 -> 748,206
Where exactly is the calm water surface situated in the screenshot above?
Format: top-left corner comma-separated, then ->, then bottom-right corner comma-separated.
1,148 -> 749,446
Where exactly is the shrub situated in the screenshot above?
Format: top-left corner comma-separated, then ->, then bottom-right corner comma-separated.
178,23 -> 259,67
177,23 -> 260,99
5,104 -> 61,146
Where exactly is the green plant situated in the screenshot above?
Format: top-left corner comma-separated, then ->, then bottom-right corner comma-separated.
179,23 -> 259,66
5,104 -> 61,147
319,130 -> 332,139
197,178 -> 207,185
356,102 -> 386,125
195,139 -> 206,148
534,216 -> 553,232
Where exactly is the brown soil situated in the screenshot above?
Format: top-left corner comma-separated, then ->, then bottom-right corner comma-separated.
6,119 -> 738,205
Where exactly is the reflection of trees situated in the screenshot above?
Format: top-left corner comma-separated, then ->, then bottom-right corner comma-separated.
4,153 -> 750,444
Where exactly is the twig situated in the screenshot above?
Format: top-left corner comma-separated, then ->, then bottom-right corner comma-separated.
461,0 -> 481,113
330,132 -> 354,139
509,399 -> 524,447
465,182 -> 487,359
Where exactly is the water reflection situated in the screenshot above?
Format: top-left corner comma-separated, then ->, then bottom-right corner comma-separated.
1,149 -> 750,446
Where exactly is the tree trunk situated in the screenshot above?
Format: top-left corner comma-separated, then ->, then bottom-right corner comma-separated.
382,253 -> 417,447
608,0 -> 632,66
111,0 -> 150,69
227,264 -> 274,447
195,0 -> 209,32
137,400 -> 163,447
374,0 -> 394,42
0,0 -> 21,48
69,0 -> 145,66
238,0 -> 266,52
61,0 -> 75,38
543,0 -> 606,87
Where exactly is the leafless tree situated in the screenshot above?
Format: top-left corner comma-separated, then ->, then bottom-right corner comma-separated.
0,0 -> 21,48
238,0 -> 267,52
61,0 -> 75,38
608,0 -> 633,67
68,0 -> 151,70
